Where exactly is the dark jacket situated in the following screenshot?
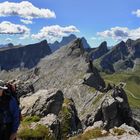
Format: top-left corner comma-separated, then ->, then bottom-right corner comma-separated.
0,96 -> 20,133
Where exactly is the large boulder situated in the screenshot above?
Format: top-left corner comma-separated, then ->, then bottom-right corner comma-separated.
59,98 -> 83,139
20,89 -> 64,116
84,59 -> 105,90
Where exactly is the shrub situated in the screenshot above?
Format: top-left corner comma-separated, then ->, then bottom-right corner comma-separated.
112,128 -> 126,136
92,94 -> 104,106
18,124 -> 55,140
59,105 -> 72,139
59,98 -> 73,140
70,128 -> 108,140
22,116 -> 40,124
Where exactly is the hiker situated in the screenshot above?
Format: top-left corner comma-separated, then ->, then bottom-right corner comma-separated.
0,80 -> 20,140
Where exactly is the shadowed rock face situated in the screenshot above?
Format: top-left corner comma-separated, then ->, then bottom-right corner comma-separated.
90,41 -> 109,60
84,60 -> 105,90
100,41 -> 129,72
0,40 -> 52,70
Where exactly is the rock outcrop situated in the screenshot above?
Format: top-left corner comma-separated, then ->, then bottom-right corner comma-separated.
59,98 -> 83,139
20,89 -> 82,139
20,89 -> 64,116
37,114 -> 61,139
84,85 -> 140,131
80,123 -> 140,140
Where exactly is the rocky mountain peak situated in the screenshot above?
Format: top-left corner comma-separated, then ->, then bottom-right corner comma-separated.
112,41 -> 128,55
61,34 -> 77,45
89,41 -> 108,60
62,34 -> 77,40
81,37 -> 91,49
98,41 -> 108,53
32,36 -> 105,92
8,43 -> 14,47
37,39 -> 48,46
65,38 -> 86,57
126,38 -> 134,46
99,41 -> 107,49
49,34 -> 77,52
116,41 -> 126,48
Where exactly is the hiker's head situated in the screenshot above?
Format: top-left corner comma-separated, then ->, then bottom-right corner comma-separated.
0,80 -> 7,96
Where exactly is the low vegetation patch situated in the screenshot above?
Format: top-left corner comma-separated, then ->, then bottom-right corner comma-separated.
22,115 -> 41,124
59,98 -> 73,140
112,128 -> 126,136
70,128 -> 108,140
92,94 -> 104,106
64,98 -> 73,105
18,124 -> 55,140
88,87 -> 96,93
18,115 -> 55,140
102,71 -> 140,108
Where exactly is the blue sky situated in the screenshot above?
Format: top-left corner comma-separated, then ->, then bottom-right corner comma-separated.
0,0 -> 140,47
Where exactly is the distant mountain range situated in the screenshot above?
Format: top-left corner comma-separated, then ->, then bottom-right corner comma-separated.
90,39 -> 140,73
49,34 -> 77,52
0,34 -> 91,70
49,34 -> 91,52
0,43 -> 14,48
0,34 -> 139,72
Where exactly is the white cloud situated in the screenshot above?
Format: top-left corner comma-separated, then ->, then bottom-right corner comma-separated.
31,25 -> 79,42
91,37 -> 96,40
97,26 -> 140,40
20,19 -> 33,24
0,1 -> 56,20
0,21 -> 30,39
5,38 -> 12,42
19,34 -> 30,40
132,9 -> 140,17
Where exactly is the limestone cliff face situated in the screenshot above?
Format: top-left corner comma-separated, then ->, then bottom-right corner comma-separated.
13,38 -> 105,121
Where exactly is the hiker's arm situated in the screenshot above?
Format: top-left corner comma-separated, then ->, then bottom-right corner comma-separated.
10,97 -> 20,133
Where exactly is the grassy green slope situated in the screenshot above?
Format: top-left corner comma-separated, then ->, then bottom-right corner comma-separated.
101,69 -> 140,108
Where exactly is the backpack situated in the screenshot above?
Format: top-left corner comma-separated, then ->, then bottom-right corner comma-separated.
5,83 -> 22,121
